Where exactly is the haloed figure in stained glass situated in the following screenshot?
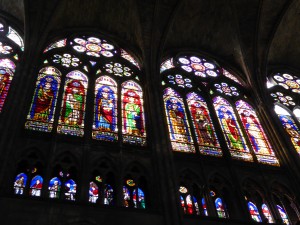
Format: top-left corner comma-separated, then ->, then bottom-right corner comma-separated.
123,90 -> 143,135
30,76 -> 58,122
219,106 -> 244,150
191,103 -> 215,146
280,115 -> 300,153
167,98 -> 189,141
240,110 -> 270,154
61,80 -> 84,126
95,86 -> 116,131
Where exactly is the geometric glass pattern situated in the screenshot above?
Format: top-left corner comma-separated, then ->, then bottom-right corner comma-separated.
121,80 -> 146,146
160,58 -> 174,73
186,92 -> 222,156
213,96 -> 252,161
275,105 -> 300,156
57,71 -> 88,137
272,73 -> 300,93
177,56 -> 220,78
44,39 -> 67,53
52,53 -> 81,68
236,100 -> 279,165
166,74 -> 192,89
248,202 -> 262,222
25,67 -> 62,132
104,62 -> 133,77
121,49 -> 140,69
214,83 -> 239,96
93,76 -> 118,141
222,69 -> 242,85
270,92 -> 296,107
163,88 -> 195,153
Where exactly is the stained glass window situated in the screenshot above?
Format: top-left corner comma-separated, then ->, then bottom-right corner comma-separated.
26,67 -> 62,132
49,177 -> 61,199
29,175 -> 43,197
293,108 -> 300,122
213,96 -> 252,161
179,186 -> 200,215
262,203 -> 274,223
163,88 -> 194,152
121,80 -> 146,145
248,202 -> 262,222
215,197 -> 227,218
89,181 -> 99,203
187,92 -> 222,156
104,184 -> 114,205
177,56 -> 220,78
44,39 -> 67,53
123,179 -> 145,209
274,105 -> 300,155
121,49 -> 140,69
160,58 -> 174,73
93,76 -> 118,141
0,21 -> 23,112
202,197 -> 208,216
271,73 -> 300,93
57,71 -> 88,137
222,69 -> 242,85
65,179 -> 77,201
277,205 -> 290,225
14,173 -> 27,195
236,100 -> 279,165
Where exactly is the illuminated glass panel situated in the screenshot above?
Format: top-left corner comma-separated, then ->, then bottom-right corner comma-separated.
293,108 -> 300,122
213,96 -> 252,161
0,66 -> 14,112
186,194 -> 194,214
275,105 -> 300,155
202,198 -> 208,216
44,39 -> 67,53
248,202 -> 262,222
93,76 -> 118,141
272,73 -> 300,93
0,58 -> 16,72
215,197 -> 227,218
14,173 -> 27,195
121,80 -> 146,145
104,184 -> 114,205
236,100 -> 279,165
29,175 -> 43,197
177,56 -> 220,78
262,204 -> 274,223
26,67 -> 61,132
7,27 -> 24,50
133,188 -> 145,209
222,69 -> 242,85
57,71 -> 88,137
71,37 -> 115,58
180,196 -> 186,213
277,205 -> 290,225
89,181 -> 99,203
166,74 -> 192,89
49,177 -> 61,199
0,41 -> 13,54
193,196 -> 200,215
163,88 -> 195,152
65,179 -> 76,201
104,62 -> 133,77
121,49 -> 140,69
270,92 -> 296,107
123,186 -> 131,207
187,92 -> 222,156
52,53 -> 81,68
214,83 -> 239,96
160,58 -> 174,73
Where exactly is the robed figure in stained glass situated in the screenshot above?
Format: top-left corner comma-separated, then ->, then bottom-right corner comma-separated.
218,106 -> 244,150
30,76 -> 58,122
123,90 -> 144,136
95,85 -> 116,131
0,68 -> 11,107
166,97 -> 190,142
61,80 -> 85,126
280,115 -> 300,153
240,109 -> 270,154
190,102 -> 215,146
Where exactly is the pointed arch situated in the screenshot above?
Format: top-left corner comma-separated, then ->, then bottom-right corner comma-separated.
121,80 -> 146,145
213,96 -> 252,161
26,66 -> 62,132
57,70 -> 88,136
163,87 -> 194,153
236,100 -> 279,165
93,75 -> 118,141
